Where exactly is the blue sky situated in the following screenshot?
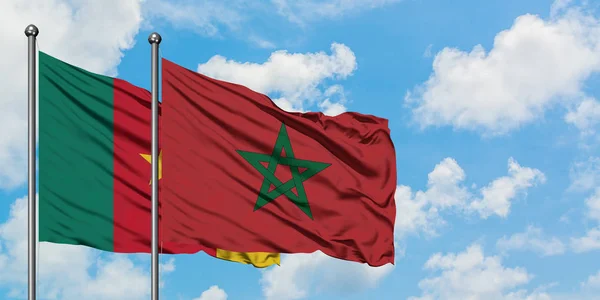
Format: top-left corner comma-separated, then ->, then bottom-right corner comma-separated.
1,0 -> 600,299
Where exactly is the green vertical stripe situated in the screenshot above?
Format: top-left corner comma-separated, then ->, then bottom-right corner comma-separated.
39,52 -> 115,251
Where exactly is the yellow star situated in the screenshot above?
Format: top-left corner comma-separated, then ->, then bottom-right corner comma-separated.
140,150 -> 162,184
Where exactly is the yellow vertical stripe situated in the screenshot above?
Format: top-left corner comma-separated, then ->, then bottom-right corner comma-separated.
215,249 -> 280,268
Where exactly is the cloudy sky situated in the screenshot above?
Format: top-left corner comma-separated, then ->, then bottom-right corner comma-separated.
2,0 -> 600,299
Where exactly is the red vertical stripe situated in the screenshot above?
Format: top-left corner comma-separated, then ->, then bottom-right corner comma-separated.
112,78 -> 208,254
112,78 -> 154,252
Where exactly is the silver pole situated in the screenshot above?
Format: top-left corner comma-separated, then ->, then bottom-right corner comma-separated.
25,24 -> 38,300
148,32 -> 162,300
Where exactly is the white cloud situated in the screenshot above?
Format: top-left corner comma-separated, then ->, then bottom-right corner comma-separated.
585,188 -> 600,222
571,228 -> 600,253
77,256 -> 149,299
272,0 -> 401,25
158,257 -> 176,288
144,0 -> 399,38
422,157 -> 471,209
394,185 -> 443,239
526,271 -> 600,300
197,43 -> 356,113
570,188 -> 600,253
0,195 -> 169,299
496,226 -> 566,256
143,1 -> 399,45
396,157 -> 545,239
409,244 -> 544,300
318,85 -> 348,116
248,35 -> 277,49
143,0 -> 245,37
550,0 -> 574,17
469,158 -> 546,218
569,156 -> 600,192
319,99 -> 347,116
193,285 -> 228,300
533,270 -> 600,300
503,289 -> 553,300
0,0 -> 143,189
160,257 -> 176,273
406,3 -> 600,135
272,98 -> 304,113
423,44 -> 433,58
565,97 -> 600,136
581,270 -> 600,290
260,251 -> 393,300
559,212 -> 571,224
394,158 -> 468,238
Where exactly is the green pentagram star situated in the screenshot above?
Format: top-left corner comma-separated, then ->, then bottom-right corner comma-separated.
236,123 -> 331,219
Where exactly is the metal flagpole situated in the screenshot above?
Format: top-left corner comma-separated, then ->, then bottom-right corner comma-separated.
149,32 -> 162,300
25,24 -> 39,300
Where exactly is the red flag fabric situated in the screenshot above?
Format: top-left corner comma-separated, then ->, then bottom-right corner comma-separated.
160,58 -> 397,266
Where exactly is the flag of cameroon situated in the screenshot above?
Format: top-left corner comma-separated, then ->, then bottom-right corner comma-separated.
37,51 -> 279,268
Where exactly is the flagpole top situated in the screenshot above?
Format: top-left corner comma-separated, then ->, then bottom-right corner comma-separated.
24,24 -> 39,37
148,32 -> 162,44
